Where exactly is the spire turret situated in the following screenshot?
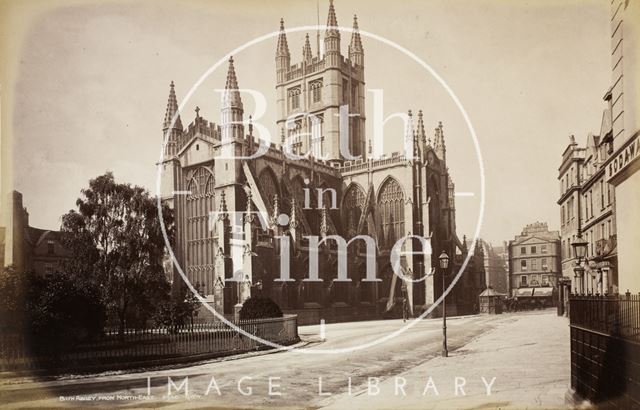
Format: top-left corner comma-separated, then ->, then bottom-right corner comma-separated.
303,33 -> 313,63
324,0 -> 341,64
413,129 -> 420,159
221,57 -> 244,141
417,110 -> 426,160
163,81 -> 183,132
276,18 -> 291,80
434,121 -> 446,162
326,0 -> 338,32
406,109 -> 415,159
417,110 -> 426,142
218,191 -> 228,217
223,56 -> 242,109
320,207 -> 328,238
349,15 -> 364,66
162,81 -> 183,158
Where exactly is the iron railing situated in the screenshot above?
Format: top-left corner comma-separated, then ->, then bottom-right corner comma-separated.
569,294 -> 640,407
0,315 -> 298,372
570,293 -> 640,342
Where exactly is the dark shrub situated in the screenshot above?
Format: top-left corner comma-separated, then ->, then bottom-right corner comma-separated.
27,272 -> 105,351
239,296 -> 283,320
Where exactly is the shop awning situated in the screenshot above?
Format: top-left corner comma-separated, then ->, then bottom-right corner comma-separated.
533,287 -> 554,297
515,288 -> 534,297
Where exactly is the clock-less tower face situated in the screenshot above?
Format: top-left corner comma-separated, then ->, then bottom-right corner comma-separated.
275,17 -> 366,163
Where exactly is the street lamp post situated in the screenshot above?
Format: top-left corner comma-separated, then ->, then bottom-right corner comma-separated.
439,251 -> 450,358
571,233 -> 588,295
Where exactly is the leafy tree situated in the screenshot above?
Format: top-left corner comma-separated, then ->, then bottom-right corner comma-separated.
0,266 -> 104,353
0,265 -> 29,334
27,272 -> 105,351
61,172 -> 174,336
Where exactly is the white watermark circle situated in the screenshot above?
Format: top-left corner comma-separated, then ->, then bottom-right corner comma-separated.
155,24 -> 486,355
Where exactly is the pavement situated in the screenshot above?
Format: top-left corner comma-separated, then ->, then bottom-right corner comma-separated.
321,309 -> 570,409
0,309 -> 570,409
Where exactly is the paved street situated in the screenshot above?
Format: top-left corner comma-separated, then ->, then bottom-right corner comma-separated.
0,310 -> 569,409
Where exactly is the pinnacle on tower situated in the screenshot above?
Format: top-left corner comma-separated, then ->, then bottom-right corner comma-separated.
218,191 -> 228,218
324,0 -> 341,59
434,121 -> 446,161
276,18 -> 290,58
223,56 -> 242,109
163,81 -> 183,131
303,33 -> 313,62
349,14 -> 364,65
320,207 -> 328,237
276,18 -> 291,82
326,0 -> 339,32
417,110 -> 426,143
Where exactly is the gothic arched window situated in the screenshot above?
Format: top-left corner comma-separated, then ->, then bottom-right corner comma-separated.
185,166 -> 215,295
309,80 -> 323,103
288,86 -> 301,110
343,184 -> 366,238
378,178 -> 404,249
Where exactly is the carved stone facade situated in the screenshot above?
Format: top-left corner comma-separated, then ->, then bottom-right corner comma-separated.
159,1 -> 483,322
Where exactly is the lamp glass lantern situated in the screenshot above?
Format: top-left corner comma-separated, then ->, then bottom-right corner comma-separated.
571,237 -> 588,264
439,251 -> 450,270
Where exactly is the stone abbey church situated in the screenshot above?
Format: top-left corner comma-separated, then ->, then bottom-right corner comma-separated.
159,1 -> 485,323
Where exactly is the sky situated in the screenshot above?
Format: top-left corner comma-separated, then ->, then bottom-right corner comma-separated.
4,0 -> 611,245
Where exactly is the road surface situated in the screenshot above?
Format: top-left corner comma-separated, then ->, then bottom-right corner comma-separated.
0,312 -> 566,409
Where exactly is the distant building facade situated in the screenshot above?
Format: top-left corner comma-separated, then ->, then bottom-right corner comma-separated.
508,222 -> 561,300
479,240 -> 508,295
558,135 -> 585,287
558,131 -> 619,295
7,191 -> 70,276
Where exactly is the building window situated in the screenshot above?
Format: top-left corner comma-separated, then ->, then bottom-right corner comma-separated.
531,275 -> 539,286
521,260 -> 527,271
568,197 -> 574,220
44,263 -> 53,276
542,275 -> 549,286
47,240 -> 55,255
288,87 -> 301,110
600,180 -> 605,210
377,178 -> 405,249
561,205 -> 565,225
310,80 -> 322,103
343,184 -> 366,239
531,246 -> 536,254
521,275 -> 527,286
541,245 -> 547,254
589,190 -> 593,218
542,258 -> 548,270
521,247 -> 526,255
310,114 -> 324,158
